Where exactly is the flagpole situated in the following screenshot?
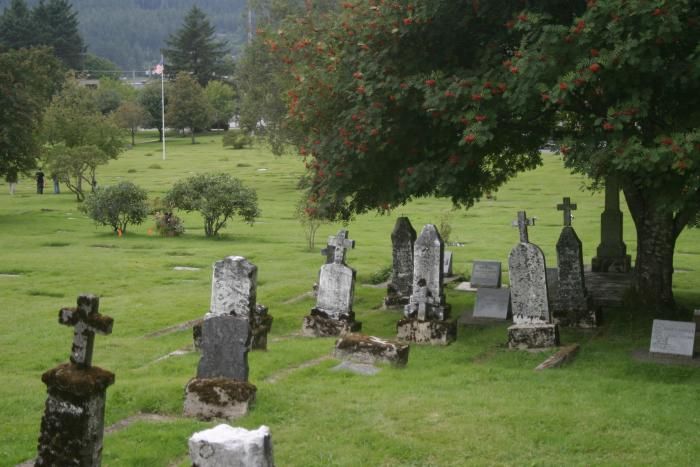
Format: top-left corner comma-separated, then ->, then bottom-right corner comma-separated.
160,55 -> 166,161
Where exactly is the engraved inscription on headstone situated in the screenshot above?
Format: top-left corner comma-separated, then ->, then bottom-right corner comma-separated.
470,261 -> 502,288
404,224 -> 448,321
649,320 -> 696,357
315,263 -> 355,319
509,243 -> 550,324
473,288 -> 511,320
386,217 -> 417,303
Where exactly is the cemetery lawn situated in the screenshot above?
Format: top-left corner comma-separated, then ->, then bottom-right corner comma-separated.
1,133 -> 699,466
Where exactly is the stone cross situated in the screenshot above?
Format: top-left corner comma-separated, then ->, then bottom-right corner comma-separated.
59,294 -> 113,368
328,230 -> 355,264
557,197 -> 577,227
512,211 -> 535,243
412,285 -> 434,321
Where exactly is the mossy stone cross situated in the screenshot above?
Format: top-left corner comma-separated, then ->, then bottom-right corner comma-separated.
512,211 -> 535,243
59,294 -> 113,368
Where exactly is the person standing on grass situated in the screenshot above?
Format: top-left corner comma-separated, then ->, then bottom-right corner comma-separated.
35,168 -> 44,194
6,170 -> 18,195
52,174 -> 60,194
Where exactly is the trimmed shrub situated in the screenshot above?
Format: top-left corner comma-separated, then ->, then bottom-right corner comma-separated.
222,129 -> 253,149
80,182 -> 148,234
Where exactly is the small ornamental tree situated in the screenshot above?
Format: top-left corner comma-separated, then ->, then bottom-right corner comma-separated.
164,173 -> 260,237
509,0 -> 700,310
113,101 -> 149,145
80,182 -> 149,234
166,73 -> 213,144
205,80 -> 237,130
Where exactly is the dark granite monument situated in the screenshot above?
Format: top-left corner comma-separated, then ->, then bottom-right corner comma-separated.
384,217 -> 417,308
592,179 -> 632,272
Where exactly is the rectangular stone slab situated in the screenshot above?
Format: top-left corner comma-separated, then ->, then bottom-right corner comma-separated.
443,251 -> 453,277
470,260 -> 501,288
649,319 -> 696,357
197,315 -> 251,381
473,288 -> 511,320
315,263 -> 355,319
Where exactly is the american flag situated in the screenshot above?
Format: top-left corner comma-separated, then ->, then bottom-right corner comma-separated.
153,56 -> 164,75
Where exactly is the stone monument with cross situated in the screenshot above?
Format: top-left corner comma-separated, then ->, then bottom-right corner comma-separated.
384,217 -> 417,308
302,229 -> 362,336
507,211 -> 560,348
552,198 -> 600,328
592,178 -> 632,272
193,256 -> 273,351
397,224 -> 457,345
36,294 -> 115,466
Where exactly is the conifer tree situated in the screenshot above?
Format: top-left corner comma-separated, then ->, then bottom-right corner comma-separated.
0,0 -> 34,50
32,0 -> 86,69
164,6 -> 229,86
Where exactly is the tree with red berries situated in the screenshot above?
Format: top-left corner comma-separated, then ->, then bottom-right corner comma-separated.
262,0 -> 699,311
508,0 -> 700,310
267,1 -> 584,216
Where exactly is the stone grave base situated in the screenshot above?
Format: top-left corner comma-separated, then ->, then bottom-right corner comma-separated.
189,424 -> 274,467
553,305 -> 601,329
396,318 -> 457,345
507,323 -> 560,349
334,334 -> 409,367
37,363 -> 115,466
184,378 -> 256,421
301,311 -> 361,337
193,312 -> 273,351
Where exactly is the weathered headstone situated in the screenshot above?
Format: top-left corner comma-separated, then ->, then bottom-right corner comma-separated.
507,212 -> 560,348
592,178 -> 632,272
36,294 -> 115,467
185,315 -> 257,419
443,250 -> 454,277
384,217 -> 417,308
470,260 -> 502,288
552,200 -> 600,327
197,316 -> 250,381
195,256 -> 273,351
189,424 -> 274,467
472,288 -> 511,320
649,320 -> 696,358
302,230 -> 361,336
397,224 -> 456,345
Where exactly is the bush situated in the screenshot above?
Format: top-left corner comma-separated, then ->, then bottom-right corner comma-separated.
80,182 -> 148,234
164,173 -> 260,237
222,129 -> 253,149
368,265 -> 392,285
154,211 -> 185,237
148,164 -> 162,169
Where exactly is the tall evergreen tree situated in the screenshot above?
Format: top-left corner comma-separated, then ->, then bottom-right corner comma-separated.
0,0 -> 34,49
163,5 -> 229,86
32,0 -> 85,69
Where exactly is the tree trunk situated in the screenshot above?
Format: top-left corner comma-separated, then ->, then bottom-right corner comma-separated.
131,128 -> 136,146
623,185 -> 679,312
191,129 -> 196,144
158,128 -> 163,142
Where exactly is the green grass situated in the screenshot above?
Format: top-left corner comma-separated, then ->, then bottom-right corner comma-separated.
1,132 -> 698,466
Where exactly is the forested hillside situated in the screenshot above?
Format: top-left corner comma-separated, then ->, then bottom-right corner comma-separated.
0,0 -> 248,69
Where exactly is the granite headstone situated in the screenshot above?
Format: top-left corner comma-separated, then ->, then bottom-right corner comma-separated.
197,315 -> 251,381
649,320 -> 696,357
470,260 -> 502,288
473,288 -> 511,320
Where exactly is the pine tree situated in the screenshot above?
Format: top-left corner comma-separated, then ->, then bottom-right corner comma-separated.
0,0 -> 34,50
163,6 -> 229,86
32,0 -> 85,69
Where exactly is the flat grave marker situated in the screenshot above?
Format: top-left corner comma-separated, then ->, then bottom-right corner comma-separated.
649,320 -> 696,358
470,260 -> 502,288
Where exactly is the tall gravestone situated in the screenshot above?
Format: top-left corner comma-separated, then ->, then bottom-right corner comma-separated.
36,294 -> 115,467
302,230 -> 362,336
507,212 -> 560,348
592,178 -> 632,272
194,256 -> 273,350
185,257 -> 258,420
397,224 -> 456,345
552,198 -> 600,327
384,217 -> 417,308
